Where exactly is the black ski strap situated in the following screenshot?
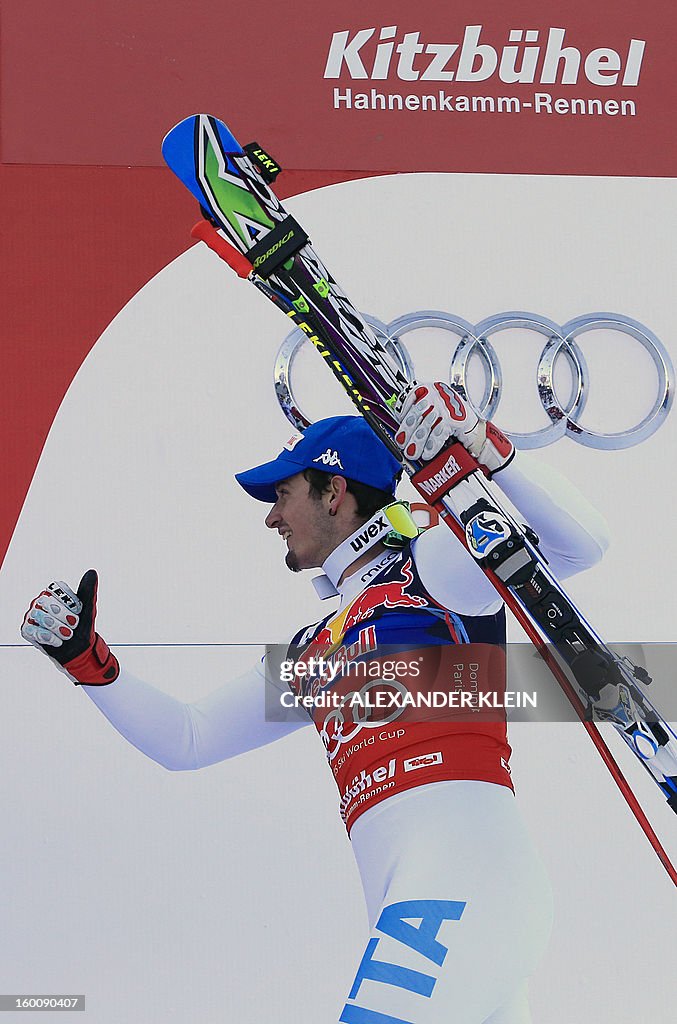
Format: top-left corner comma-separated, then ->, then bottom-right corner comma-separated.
243,142 -> 282,182
247,216 -> 309,279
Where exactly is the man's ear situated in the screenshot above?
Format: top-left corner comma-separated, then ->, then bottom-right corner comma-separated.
327,475 -> 350,515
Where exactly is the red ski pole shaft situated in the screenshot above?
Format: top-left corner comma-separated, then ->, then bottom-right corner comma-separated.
428,498 -> 677,888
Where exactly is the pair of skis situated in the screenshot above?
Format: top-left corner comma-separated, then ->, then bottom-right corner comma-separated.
162,114 -> 677,885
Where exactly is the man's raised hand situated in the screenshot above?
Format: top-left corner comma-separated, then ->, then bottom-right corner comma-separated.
22,570 -> 119,685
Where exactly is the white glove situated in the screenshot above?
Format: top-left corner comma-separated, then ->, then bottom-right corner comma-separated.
395,382 -> 515,474
22,571 -> 119,685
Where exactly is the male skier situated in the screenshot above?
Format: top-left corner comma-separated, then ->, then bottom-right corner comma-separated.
22,383 -> 608,1023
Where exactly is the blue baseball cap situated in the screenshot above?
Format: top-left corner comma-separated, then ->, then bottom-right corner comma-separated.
235,416 -> 402,502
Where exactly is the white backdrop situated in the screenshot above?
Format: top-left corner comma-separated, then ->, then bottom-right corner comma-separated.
1,173 -> 676,1021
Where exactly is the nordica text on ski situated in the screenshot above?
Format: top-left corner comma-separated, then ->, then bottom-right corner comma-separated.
324,26 -> 645,87
252,230 -> 296,270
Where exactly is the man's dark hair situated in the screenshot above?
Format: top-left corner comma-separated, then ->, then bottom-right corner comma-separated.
303,468 -> 396,520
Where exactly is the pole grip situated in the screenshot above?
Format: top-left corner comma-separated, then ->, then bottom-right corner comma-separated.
190,220 -> 254,279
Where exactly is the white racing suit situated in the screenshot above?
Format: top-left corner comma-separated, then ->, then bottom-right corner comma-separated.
82,457 -> 608,1022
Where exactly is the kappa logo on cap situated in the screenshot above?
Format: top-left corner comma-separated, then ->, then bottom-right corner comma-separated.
313,448 -> 344,468
283,434 -> 303,451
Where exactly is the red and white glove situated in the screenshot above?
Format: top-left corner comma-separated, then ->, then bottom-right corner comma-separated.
395,382 -> 515,474
21,570 -> 119,685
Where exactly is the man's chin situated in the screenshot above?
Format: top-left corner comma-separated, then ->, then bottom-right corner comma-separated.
285,551 -> 301,573
285,550 -> 321,574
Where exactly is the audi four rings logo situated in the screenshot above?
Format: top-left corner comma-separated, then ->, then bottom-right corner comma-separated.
273,311 -> 674,450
